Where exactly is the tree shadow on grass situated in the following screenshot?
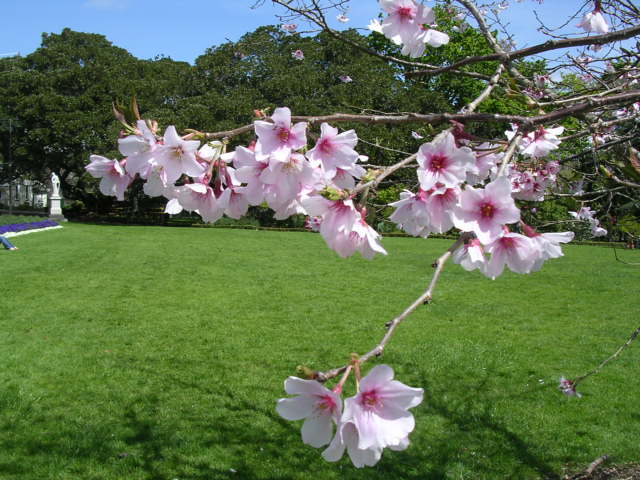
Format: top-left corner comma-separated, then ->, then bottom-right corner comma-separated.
371,372 -> 559,480
0,384 -> 124,478
120,366 -> 560,480
0,366 -> 561,479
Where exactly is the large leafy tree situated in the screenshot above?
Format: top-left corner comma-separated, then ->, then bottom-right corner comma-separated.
0,21 -> 553,215
0,29 -> 191,209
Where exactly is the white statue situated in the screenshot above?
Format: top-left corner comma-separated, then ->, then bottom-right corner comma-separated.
50,172 -> 60,197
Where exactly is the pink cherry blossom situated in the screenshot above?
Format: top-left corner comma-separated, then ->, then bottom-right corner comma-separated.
276,376 -> 342,448
380,1 -> 447,57
85,155 -> 131,201
453,177 -> 521,244
559,377 -> 582,398
306,123 -> 359,178
254,107 -> 307,163
569,206 -> 608,237
224,187 -> 250,219
227,146 -> 268,206
322,421 -> 383,468
522,223 -> 574,271
401,23 -> 449,57
546,160 -> 560,178
301,196 -> 359,250
177,182 -> 229,224
281,23 -> 298,32
534,74 -> 550,90
118,120 -> 157,177
507,126 -> 564,158
331,212 -> 387,259
484,231 -> 539,279
155,126 -> 204,184
591,224 -> 608,237
261,153 -> 316,211
388,189 -> 432,237
142,164 -> 169,197
353,365 -> 423,448
272,194 -> 308,220
305,216 -> 322,232
197,141 -> 223,163
380,0 -> 422,46
338,75 -> 353,83
388,183 -> 457,237
426,184 -> 459,233
291,49 -> 305,60
336,14 -> 349,23
453,237 -> 487,273
164,197 -> 183,215
510,169 -> 549,202
301,197 -> 385,259
323,365 -> 422,467
466,143 -> 502,185
417,131 -> 475,190
569,206 -> 596,222
330,164 -> 365,190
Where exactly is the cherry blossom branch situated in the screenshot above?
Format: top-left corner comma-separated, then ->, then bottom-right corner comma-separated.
455,0 -> 532,87
560,116 -> 639,142
602,167 -> 640,189
613,243 -> 640,266
573,325 -> 640,387
497,131 -> 523,177
357,137 -> 413,156
204,124 -> 255,140
539,86 -> 626,108
203,90 -> 640,140
461,64 -> 505,113
315,235 -> 467,383
548,187 -> 626,198
406,24 -> 640,78
350,153 -> 417,198
560,134 -> 637,163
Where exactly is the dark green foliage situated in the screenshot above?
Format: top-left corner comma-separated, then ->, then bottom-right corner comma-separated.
0,21 -> 532,207
0,29 -> 191,209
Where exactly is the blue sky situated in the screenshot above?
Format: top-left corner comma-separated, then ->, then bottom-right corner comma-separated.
1,1 -> 589,64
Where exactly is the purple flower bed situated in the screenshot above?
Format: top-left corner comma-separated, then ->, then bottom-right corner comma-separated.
0,220 -> 60,235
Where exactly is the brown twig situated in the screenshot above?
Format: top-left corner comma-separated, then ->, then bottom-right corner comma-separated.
456,0 -> 532,87
497,131 -> 523,177
406,24 -> 640,78
203,90 -> 640,140
461,64 -> 505,113
573,326 -> 640,387
350,153 -> 418,198
584,455 -> 610,475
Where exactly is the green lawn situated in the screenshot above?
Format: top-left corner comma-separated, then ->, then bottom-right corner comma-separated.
1,223 -> 639,479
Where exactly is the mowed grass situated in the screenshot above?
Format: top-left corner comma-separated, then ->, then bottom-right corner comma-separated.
1,223 -> 639,480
